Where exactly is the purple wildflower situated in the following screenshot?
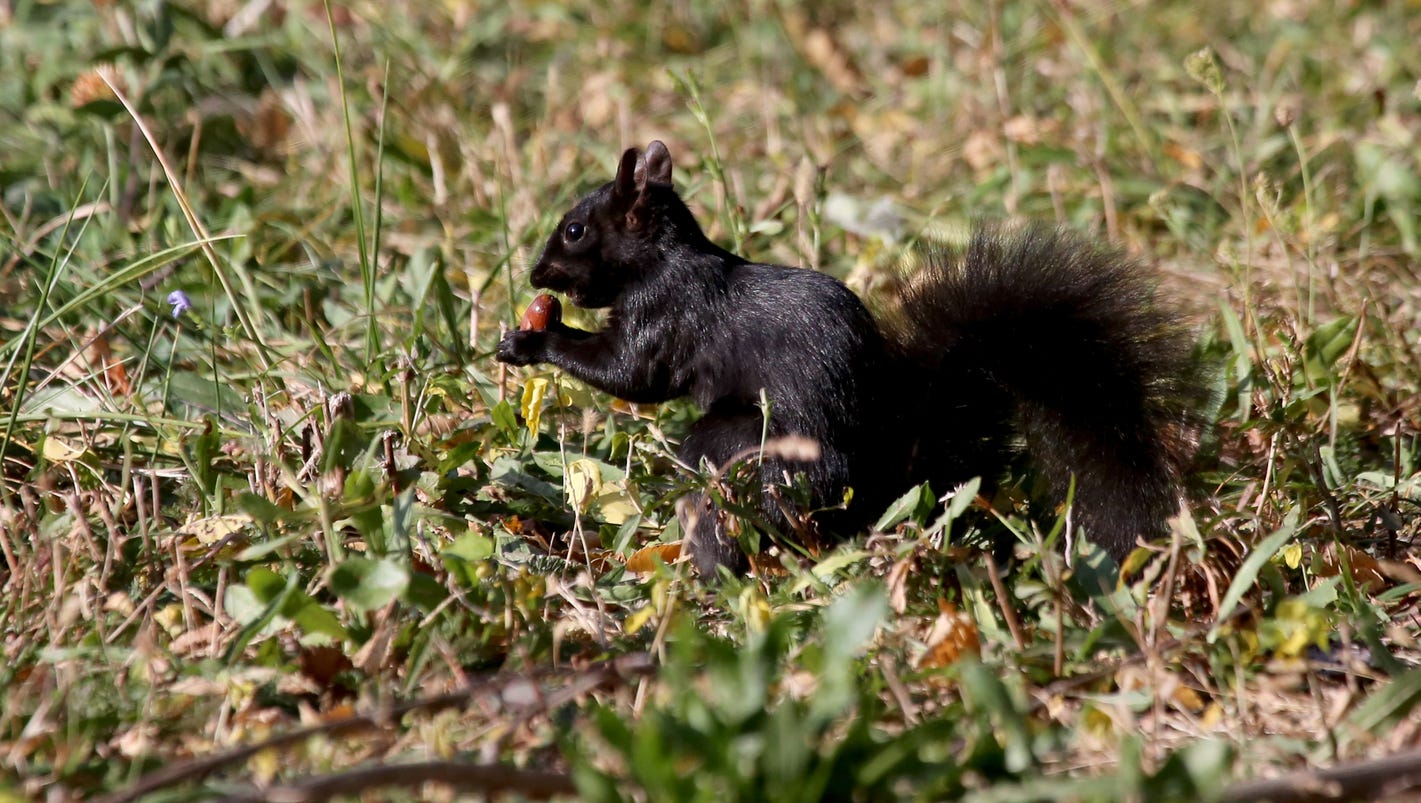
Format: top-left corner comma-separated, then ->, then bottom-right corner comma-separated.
167,290 -> 192,318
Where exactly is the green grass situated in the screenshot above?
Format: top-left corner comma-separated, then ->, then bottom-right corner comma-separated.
2,1 -> 1420,800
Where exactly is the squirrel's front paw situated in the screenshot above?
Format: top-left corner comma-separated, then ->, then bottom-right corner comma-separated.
496,329 -> 545,366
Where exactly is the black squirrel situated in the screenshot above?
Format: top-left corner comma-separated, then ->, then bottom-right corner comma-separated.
497,140 -> 1202,575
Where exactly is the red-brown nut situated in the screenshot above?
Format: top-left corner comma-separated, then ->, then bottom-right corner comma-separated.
519,294 -> 562,332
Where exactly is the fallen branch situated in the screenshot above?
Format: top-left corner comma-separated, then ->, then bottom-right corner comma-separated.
1219,747 -> 1421,802
217,761 -> 577,802
95,652 -> 654,803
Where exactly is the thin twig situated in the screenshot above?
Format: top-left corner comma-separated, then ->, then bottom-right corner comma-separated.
983,550 -> 1027,650
93,653 -> 654,803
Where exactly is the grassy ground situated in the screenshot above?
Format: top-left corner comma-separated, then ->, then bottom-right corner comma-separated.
3,1 -> 1420,800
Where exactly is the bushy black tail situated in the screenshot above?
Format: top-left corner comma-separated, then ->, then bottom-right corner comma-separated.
882,223 -> 1204,560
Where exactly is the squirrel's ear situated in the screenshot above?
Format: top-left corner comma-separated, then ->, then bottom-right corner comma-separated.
612,147 -> 642,210
641,140 -> 673,185
621,145 -> 660,231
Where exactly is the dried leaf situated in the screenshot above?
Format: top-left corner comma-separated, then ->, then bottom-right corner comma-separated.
87,330 -> 132,396
1172,684 -> 1207,712
169,623 -> 222,657
1163,141 -> 1204,170
899,54 -> 930,77
238,88 -> 292,153
1316,542 -> 1389,594
299,645 -> 355,690
1002,115 -> 1043,145
801,27 -> 865,95
919,599 -> 980,669
626,542 -> 682,574
886,550 -> 916,614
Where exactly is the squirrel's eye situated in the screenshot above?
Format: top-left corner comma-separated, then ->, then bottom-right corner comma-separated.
564,222 -> 586,242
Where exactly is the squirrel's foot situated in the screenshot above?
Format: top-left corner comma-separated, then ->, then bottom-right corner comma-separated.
677,493 -> 749,578
495,329 -> 545,366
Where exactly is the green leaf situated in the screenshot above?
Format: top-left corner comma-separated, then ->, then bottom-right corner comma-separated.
1303,315 -> 1359,383
1211,507 -> 1300,637
610,515 -> 643,555
236,491 -> 287,524
405,571 -> 450,612
165,371 -> 248,424
287,599 -> 347,643
822,583 -> 887,662
235,532 -> 304,562
873,483 -> 930,531
246,566 -> 289,602
222,585 -> 266,627
810,549 -> 873,580
328,557 -> 410,613
959,660 -> 1034,773
929,476 -> 981,536
1154,739 -> 1233,799
224,568 -> 299,661
445,531 -> 495,562
812,584 -> 887,726
1342,669 -> 1421,744
489,456 -> 562,501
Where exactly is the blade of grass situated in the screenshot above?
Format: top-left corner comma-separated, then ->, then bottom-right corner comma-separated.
372,57 -> 391,348
324,0 -> 378,367
1210,507 -> 1301,639
672,69 -> 746,252
97,69 -> 277,376
0,177 -> 95,503
0,238 -> 234,364
1039,0 -> 1159,173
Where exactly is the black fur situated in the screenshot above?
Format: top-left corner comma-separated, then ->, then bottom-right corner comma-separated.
497,141 -> 1201,574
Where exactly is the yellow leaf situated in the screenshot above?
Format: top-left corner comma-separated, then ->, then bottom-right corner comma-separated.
1282,542 -> 1303,569
520,377 -> 549,436
42,437 -> 88,462
624,604 -> 655,634
736,586 -> 772,634
249,747 -> 281,784
1082,705 -> 1115,738
1239,628 -> 1259,658
1267,597 -> 1330,657
155,604 -> 186,638
564,457 -> 602,512
1200,702 -> 1224,728
595,493 -> 639,524
1171,684 -> 1206,712
181,513 -> 252,545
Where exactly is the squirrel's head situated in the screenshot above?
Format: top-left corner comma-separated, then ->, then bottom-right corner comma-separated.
530,140 -> 687,308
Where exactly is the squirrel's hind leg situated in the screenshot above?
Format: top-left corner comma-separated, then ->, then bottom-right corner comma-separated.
677,492 -> 750,576
678,405 -> 763,577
